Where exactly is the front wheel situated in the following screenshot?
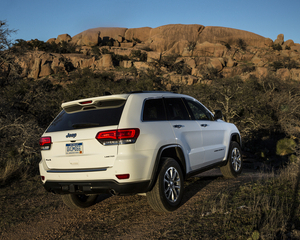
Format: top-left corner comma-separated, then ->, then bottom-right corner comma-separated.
61,194 -> 97,209
220,141 -> 243,178
147,157 -> 184,213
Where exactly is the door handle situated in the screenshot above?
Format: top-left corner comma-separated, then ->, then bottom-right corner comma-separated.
201,124 -> 208,127
173,125 -> 183,128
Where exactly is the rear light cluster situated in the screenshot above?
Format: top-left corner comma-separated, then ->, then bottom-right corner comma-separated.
39,136 -> 52,150
96,128 -> 140,146
79,100 -> 92,104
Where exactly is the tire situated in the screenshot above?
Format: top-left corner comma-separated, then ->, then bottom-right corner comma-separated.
147,157 -> 184,213
61,194 -> 97,209
220,141 -> 243,178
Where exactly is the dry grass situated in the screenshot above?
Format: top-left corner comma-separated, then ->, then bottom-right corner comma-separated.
0,159 -> 22,184
149,157 -> 300,239
0,156 -> 37,185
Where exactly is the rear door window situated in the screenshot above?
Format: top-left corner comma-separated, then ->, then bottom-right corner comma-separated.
164,98 -> 190,120
143,98 -> 166,121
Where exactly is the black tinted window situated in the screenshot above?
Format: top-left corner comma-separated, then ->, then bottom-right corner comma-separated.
143,98 -> 166,121
46,104 -> 125,132
164,98 -> 190,120
185,99 -> 211,120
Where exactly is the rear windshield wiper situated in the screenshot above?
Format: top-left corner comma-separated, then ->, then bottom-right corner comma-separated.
72,123 -> 100,129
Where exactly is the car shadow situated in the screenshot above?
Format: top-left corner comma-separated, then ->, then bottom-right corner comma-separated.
95,193 -> 112,203
181,169 -> 223,206
93,169 -> 224,206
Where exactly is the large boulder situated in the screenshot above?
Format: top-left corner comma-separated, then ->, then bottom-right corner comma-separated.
55,34 -> 72,44
209,58 -> 223,72
264,38 -> 273,47
274,34 -> 284,45
72,31 -> 100,46
276,68 -> 291,80
283,39 -> 295,48
193,41 -> 226,57
290,69 -> 300,81
255,67 -> 268,79
72,27 -> 128,46
149,24 -> 205,52
47,38 -> 56,44
99,54 -> 114,69
147,51 -> 161,63
40,62 -> 53,77
28,58 -> 41,79
125,27 -> 152,42
291,43 -> 300,52
164,40 -> 190,56
197,26 -> 267,48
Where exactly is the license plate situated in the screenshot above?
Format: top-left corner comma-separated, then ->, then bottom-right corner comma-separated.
66,143 -> 83,154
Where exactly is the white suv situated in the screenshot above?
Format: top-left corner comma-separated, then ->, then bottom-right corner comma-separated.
39,91 -> 242,212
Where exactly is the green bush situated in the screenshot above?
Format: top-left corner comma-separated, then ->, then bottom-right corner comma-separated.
276,138 -> 296,156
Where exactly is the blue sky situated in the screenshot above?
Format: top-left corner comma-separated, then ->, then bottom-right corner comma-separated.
2,0 -> 300,44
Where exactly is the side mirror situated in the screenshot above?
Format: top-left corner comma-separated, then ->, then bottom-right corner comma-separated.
213,110 -> 223,120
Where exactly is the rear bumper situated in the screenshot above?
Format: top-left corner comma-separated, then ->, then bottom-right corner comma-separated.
43,180 -> 151,195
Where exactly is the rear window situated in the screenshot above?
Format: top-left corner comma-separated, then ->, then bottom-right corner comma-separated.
46,101 -> 125,132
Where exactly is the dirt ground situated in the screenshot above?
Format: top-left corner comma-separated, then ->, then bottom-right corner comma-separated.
0,161 -> 267,240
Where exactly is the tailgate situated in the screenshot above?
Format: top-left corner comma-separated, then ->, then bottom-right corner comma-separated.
42,127 -> 118,170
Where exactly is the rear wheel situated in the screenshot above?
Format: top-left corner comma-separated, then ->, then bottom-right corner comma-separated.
147,157 -> 184,213
61,194 -> 97,209
220,141 -> 243,178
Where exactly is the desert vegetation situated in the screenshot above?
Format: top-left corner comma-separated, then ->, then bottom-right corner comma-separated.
0,20 -> 300,239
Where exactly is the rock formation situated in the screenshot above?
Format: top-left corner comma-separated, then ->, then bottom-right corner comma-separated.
8,24 -> 300,86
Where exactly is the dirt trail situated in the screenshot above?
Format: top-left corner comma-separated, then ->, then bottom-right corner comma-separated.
1,166 -> 266,240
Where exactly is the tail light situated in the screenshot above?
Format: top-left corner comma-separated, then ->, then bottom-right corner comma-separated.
96,128 -> 140,145
39,136 -> 52,150
116,174 -> 130,180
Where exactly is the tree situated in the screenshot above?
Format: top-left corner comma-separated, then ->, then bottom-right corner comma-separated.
0,20 -> 20,85
0,20 -> 16,49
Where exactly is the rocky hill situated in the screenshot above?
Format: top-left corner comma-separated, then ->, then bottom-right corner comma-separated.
13,24 -> 300,87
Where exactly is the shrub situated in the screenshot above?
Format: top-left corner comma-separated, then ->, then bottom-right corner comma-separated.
270,57 -> 299,70
188,42 -> 196,52
241,63 -> 255,73
225,43 -> 231,50
13,39 -> 78,53
270,61 -> 284,71
132,37 -> 141,43
141,46 -> 152,51
91,46 -> 101,58
101,48 -> 112,55
237,38 -> 247,50
130,50 -> 147,62
272,43 -> 282,51
198,66 -> 220,80
276,138 -> 297,156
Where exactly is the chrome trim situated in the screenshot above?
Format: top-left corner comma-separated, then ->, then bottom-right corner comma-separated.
47,168 -> 108,173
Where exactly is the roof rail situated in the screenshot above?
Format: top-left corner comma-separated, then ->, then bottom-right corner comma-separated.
128,91 -> 176,94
